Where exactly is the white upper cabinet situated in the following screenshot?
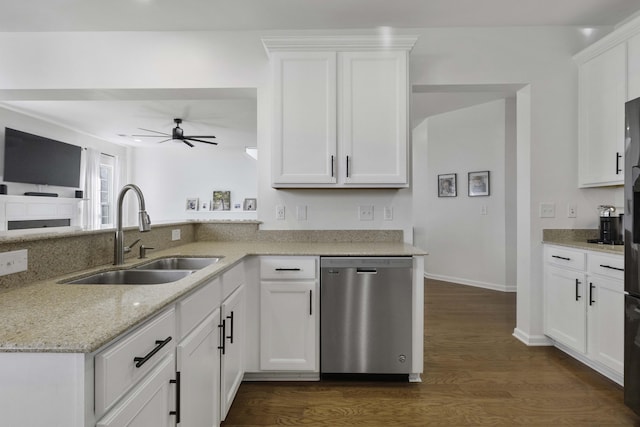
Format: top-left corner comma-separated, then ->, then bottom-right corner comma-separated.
339,51 -> 408,185
271,51 -> 337,185
629,32 -> 640,101
576,43 -> 626,187
264,36 -> 417,188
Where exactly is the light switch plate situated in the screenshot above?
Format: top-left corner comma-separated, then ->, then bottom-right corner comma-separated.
383,206 -> 393,221
540,203 -> 556,218
296,205 -> 307,221
359,205 -> 374,221
0,249 -> 28,276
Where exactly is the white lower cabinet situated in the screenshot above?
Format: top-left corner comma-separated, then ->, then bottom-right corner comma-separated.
543,244 -> 624,384
96,354 -> 176,427
176,309 -> 221,427
220,284 -> 245,421
260,281 -> 318,371
259,256 -> 319,373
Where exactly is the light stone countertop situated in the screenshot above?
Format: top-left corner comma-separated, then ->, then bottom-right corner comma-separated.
542,229 -> 624,255
0,241 -> 425,354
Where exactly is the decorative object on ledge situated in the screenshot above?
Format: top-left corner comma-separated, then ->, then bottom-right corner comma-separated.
213,191 -> 231,210
186,198 -> 199,211
438,173 -> 456,197
243,198 -> 257,211
468,171 -> 490,197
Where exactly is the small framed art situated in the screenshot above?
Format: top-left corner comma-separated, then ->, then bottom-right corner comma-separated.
243,198 -> 257,211
186,198 -> 199,211
438,174 -> 457,197
468,171 -> 490,197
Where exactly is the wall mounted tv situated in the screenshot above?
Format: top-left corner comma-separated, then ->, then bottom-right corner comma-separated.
3,127 -> 82,188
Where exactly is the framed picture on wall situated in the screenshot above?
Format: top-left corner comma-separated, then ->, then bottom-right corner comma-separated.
468,171 -> 490,197
213,191 -> 231,210
438,173 -> 457,197
186,197 -> 199,211
243,198 -> 257,211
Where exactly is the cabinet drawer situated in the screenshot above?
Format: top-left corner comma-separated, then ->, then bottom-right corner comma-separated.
260,257 -> 317,280
545,246 -> 586,271
95,308 -> 176,417
178,278 -> 221,339
588,252 -> 624,280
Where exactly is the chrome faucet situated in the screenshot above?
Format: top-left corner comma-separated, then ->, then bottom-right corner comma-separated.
114,184 -> 151,265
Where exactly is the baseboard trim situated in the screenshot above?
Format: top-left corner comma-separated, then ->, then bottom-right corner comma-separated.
424,272 -> 516,293
553,341 -> 624,386
512,328 -> 553,346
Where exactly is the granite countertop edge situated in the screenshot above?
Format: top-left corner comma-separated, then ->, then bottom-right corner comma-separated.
0,241 -> 426,354
542,239 -> 624,255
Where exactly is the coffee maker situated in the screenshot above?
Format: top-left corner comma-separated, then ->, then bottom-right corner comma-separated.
588,205 -> 624,245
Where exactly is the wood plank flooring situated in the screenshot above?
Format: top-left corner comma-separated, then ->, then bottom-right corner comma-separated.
222,279 -> 640,426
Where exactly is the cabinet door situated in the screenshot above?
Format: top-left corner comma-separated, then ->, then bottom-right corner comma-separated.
176,309 -> 221,427
578,43 -> 626,187
629,34 -> 640,101
339,51 -> 408,186
220,285 -> 245,421
544,266 -> 587,353
588,276 -> 624,374
96,354 -> 175,427
271,51 -> 338,186
260,281 -> 318,371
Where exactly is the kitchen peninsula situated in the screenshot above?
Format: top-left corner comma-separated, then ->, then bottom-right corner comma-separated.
0,221 -> 425,427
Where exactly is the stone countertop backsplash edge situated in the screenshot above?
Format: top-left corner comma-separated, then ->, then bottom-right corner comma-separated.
542,228 -> 623,255
0,240 -> 426,354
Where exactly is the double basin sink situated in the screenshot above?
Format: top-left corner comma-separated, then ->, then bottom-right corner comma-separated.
65,257 -> 222,285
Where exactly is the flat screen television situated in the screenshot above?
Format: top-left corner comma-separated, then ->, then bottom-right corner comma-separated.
3,127 -> 82,188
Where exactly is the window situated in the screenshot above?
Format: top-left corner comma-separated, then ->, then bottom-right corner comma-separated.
99,154 -> 115,227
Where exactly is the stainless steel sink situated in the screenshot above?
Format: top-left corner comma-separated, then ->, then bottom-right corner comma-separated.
66,269 -> 194,285
134,256 -> 222,270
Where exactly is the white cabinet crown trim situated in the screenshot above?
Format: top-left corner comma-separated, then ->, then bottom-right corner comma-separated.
574,14 -> 640,63
262,35 -> 418,54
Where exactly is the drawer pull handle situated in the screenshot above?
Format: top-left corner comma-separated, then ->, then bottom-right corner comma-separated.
169,371 -> 181,423
589,282 -> 595,306
552,255 -> 571,261
275,268 -> 301,271
599,264 -> 624,272
616,152 -> 622,175
575,279 -> 581,301
133,336 -> 172,368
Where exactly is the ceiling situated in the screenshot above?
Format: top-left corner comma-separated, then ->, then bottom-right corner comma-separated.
2,0 -> 640,31
2,0 -> 639,147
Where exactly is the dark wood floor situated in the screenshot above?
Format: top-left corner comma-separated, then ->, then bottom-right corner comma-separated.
222,279 -> 640,426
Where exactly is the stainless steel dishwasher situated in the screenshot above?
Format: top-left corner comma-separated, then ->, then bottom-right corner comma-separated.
320,257 -> 413,375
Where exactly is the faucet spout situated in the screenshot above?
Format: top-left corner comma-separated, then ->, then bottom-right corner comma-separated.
114,184 -> 151,265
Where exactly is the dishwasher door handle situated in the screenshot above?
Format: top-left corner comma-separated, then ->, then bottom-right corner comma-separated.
356,268 -> 377,274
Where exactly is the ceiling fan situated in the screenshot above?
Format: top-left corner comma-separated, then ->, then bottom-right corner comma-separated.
133,118 -> 217,147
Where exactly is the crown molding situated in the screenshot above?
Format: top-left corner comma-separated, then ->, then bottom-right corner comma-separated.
262,35 -> 418,56
574,14 -> 640,63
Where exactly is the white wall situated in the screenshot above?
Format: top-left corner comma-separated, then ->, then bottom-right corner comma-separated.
130,144 -> 257,222
0,25 -> 630,341
414,99 -> 509,291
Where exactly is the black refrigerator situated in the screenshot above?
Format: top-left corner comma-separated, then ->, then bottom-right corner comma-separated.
625,96 -> 640,415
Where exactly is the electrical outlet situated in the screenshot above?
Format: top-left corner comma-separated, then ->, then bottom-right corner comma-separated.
567,204 -> 577,218
384,206 -> 393,221
540,203 -> 556,218
296,205 -> 307,221
171,229 -> 181,241
359,205 -> 374,221
0,249 -> 28,276
276,205 -> 286,220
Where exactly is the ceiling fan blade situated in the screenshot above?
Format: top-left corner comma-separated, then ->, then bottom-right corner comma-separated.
183,140 -> 195,148
137,128 -> 170,136
132,134 -> 171,137
156,138 -> 173,143
184,135 -> 216,139
186,137 -> 218,145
